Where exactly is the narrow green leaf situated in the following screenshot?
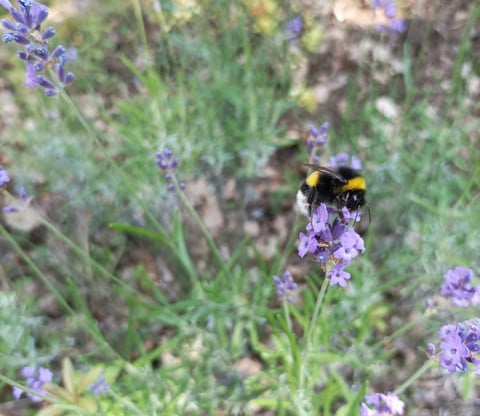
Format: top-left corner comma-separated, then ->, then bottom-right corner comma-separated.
110,223 -> 172,246
171,211 -> 197,281
37,405 -> 69,416
62,357 -> 75,395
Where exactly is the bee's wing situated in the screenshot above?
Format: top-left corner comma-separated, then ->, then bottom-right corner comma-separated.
303,164 -> 346,183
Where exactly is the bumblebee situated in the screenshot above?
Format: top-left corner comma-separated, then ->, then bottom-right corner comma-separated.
300,164 -> 366,216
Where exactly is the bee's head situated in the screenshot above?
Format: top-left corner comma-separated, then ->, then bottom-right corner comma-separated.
341,190 -> 365,210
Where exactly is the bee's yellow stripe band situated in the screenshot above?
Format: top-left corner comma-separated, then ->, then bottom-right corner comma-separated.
340,177 -> 366,192
305,171 -> 321,187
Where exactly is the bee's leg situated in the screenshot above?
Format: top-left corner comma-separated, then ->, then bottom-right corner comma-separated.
366,205 -> 371,223
307,188 -> 316,217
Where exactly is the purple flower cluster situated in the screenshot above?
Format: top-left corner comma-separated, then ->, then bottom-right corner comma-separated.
12,365 -> 110,402
285,15 -> 303,43
306,122 -> 329,164
2,185 -> 28,213
0,165 -> 28,213
298,204 -> 365,287
12,366 -> 52,402
360,392 -> 405,415
371,0 -> 406,33
1,0 -> 75,96
89,375 -> 110,396
155,148 -> 185,191
0,165 -> 10,186
329,152 -> 362,170
437,319 -> 480,376
273,270 -> 298,303
440,267 -> 480,307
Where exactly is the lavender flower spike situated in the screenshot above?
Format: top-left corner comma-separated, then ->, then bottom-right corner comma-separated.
1,0 -> 75,95
13,366 -> 52,402
297,204 -> 365,288
360,392 -> 405,415
273,270 -> 298,302
89,375 -> 110,396
306,121 -> 329,161
2,185 -> 31,213
0,165 -> 10,186
371,0 -> 406,34
155,148 -> 185,191
437,319 -> 480,375
285,15 -> 303,42
441,267 -> 480,307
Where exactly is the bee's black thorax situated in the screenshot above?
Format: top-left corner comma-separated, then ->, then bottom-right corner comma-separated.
300,165 -> 366,214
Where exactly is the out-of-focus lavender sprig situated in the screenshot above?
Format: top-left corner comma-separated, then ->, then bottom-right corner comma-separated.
329,152 -> 362,170
434,318 -> 480,376
273,270 -> 298,303
426,270 -> 480,377
2,185 -> 30,212
0,165 -> 10,186
155,147 -> 186,191
371,0 -> 406,33
307,121 -> 329,164
89,375 -> 110,396
360,392 -> 405,415
285,15 -> 303,43
298,204 -> 365,287
440,267 -> 480,307
1,0 -> 75,96
0,166 -> 30,213
12,366 -> 52,402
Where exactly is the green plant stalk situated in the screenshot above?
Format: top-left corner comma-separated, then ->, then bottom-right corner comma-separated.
130,0 -> 150,59
173,176 -> 226,269
58,87 -> 97,141
371,317 -> 419,352
394,359 -> 436,395
282,298 -> 293,333
296,271 -> 330,411
0,223 -> 73,315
